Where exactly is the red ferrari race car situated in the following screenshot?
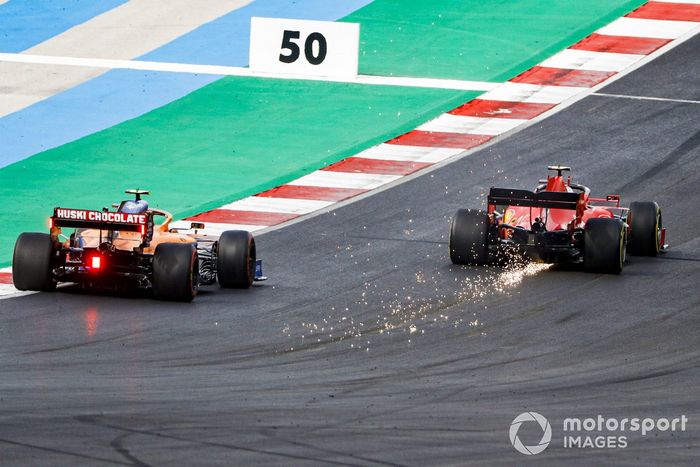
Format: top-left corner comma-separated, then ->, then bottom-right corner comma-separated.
12,190 -> 266,301
449,166 -> 667,273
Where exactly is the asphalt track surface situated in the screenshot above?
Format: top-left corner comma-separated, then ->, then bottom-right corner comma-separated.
1,37 -> 699,466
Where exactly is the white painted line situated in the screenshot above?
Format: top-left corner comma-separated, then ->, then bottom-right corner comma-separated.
540,49 -> 644,72
354,74 -> 497,91
355,144 -> 464,163
652,0 -> 700,4
417,114 -> 527,135
0,285 -> 18,297
0,268 -> 26,300
592,92 -> 700,104
288,171 -> 401,189
598,17 -> 698,39
0,0 -> 255,118
480,82 -> 586,104
220,196 -> 333,214
0,53 -> 500,91
0,290 -> 35,300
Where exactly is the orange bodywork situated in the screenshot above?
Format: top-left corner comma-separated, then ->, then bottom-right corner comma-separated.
64,209 -> 194,253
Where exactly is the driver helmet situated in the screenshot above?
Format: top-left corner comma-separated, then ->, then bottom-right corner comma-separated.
121,200 -> 149,214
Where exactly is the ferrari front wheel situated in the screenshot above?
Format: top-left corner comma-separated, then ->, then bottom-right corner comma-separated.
627,201 -> 661,256
583,218 -> 626,274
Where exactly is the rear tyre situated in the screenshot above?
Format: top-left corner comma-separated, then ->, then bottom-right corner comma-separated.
627,201 -> 661,256
12,233 -> 55,291
449,209 -> 490,265
152,243 -> 198,302
217,231 -> 255,289
583,218 -> 626,274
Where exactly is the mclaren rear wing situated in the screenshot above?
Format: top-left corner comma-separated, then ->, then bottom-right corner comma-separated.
488,188 -> 585,218
51,208 -> 154,239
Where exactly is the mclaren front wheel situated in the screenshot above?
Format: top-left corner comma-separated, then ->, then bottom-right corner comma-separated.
217,230 -> 255,289
152,243 -> 199,302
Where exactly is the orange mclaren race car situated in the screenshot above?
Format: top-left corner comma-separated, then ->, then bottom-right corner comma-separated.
449,166 -> 667,273
12,190 -> 265,301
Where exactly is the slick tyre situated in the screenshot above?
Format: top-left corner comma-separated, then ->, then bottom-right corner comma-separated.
584,218 -> 626,274
449,209 -> 490,265
152,243 -> 198,302
217,230 -> 255,289
627,201 -> 661,256
12,233 -> 56,291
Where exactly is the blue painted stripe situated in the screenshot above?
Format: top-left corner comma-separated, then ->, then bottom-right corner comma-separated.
0,0 -> 127,53
0,0 -> 374,168
143,0 -> 374,65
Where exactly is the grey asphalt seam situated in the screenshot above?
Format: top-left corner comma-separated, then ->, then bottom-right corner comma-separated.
592,92 -> 700,104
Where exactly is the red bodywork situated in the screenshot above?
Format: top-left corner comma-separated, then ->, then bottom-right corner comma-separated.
473,167 -> 667,266
492,173 -> 619,234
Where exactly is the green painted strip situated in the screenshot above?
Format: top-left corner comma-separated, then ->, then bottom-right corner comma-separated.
0,81 -> 476,266
0,0 -> 647,267
349,0 -> 646,81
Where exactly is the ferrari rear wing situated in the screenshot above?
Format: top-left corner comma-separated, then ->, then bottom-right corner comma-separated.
51,208 -> 153,235
488,188 -> 582,210
488,188 -> 585,221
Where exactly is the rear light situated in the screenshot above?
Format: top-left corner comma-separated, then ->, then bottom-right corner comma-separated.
48,217 -> 53,229
90,255 -> 102,270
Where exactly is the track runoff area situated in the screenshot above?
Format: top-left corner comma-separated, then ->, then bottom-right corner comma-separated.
1,0 -> 699,298
0,0 -> 661,271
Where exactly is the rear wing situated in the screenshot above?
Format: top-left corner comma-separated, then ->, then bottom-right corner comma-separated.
51,208 -> 153,238
488,188 -> 585,219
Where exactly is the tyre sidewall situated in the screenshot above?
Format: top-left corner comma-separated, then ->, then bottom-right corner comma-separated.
449,209 -> 489,265
12,233 -> 55,291
217,231 -> 255,288
584,218 -> 625,274
628,201 -> 660,256
152,243 -> 198,302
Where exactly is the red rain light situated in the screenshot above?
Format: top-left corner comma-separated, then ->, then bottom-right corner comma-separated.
91,256 -> 102,269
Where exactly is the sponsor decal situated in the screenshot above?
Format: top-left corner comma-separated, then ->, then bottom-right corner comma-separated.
55,208 -> 146,225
